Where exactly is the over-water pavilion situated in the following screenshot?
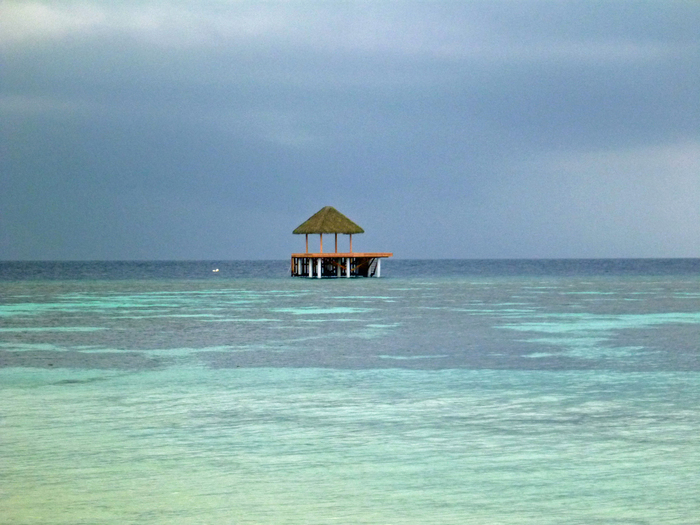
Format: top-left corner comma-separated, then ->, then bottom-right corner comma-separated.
291,206 -> 392,278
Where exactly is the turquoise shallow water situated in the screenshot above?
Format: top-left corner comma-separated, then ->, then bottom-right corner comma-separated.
1,260 -> 699,523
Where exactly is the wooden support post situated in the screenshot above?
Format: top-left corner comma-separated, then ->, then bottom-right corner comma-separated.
305,234 -> 308,253
335,233 -> 338,253
349,234 -> 353,253
320,234 -> 323,254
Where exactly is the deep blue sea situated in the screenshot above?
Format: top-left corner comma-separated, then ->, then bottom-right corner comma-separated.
1,260 -> 699,524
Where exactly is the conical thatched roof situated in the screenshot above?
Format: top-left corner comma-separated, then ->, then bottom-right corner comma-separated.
293,206 -> 364,234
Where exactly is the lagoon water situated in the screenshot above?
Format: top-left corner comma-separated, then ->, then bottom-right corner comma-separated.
1,260 -> 699,524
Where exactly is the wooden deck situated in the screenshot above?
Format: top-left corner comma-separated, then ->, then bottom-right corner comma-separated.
291,252 -> 393,258
291,252 -> 393,278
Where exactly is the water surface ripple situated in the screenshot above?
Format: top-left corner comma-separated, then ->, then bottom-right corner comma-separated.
1,260 -> 698,524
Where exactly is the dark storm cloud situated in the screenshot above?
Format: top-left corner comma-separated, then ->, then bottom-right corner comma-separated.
1,1 -> 699,259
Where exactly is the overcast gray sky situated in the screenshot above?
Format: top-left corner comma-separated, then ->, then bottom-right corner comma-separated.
1,0 -> 698,260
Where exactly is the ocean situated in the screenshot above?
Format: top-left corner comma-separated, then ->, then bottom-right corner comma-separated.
1,259 -> 698,524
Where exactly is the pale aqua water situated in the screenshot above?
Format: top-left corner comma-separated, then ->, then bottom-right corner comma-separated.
1,260 -> 699,524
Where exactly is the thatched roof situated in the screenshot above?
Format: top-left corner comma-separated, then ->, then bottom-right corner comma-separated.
293,206 -> 364,234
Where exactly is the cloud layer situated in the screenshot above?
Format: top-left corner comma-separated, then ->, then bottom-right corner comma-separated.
2,1 -> 699,259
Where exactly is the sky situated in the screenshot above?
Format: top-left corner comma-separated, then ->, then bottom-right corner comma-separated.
1,0 -> 699,260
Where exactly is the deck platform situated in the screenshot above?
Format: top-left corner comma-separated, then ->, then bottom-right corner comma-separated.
291,252 -> 393,278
